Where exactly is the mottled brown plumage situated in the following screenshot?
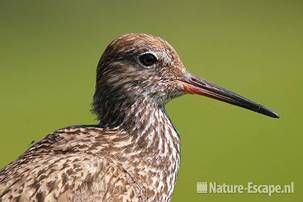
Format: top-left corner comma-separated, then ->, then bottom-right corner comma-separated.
0,33 -> 278,202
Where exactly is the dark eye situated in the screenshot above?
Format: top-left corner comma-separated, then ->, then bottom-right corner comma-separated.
139,53 -> 157,67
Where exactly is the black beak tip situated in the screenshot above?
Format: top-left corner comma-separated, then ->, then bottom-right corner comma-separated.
269,111 -> 280,119
259,107 -> 280,119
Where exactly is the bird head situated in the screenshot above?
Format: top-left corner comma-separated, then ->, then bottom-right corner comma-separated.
93,33 -> 279,120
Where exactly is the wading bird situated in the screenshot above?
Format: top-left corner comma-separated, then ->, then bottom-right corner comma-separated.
0,33 -> 279,202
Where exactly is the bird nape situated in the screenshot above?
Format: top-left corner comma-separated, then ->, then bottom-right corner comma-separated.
0,33 -> 279,202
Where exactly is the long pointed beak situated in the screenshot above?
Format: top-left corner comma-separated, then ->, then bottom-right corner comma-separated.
179,74 -> 279,118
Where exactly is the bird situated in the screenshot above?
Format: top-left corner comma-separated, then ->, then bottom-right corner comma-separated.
0,33 -> 279,202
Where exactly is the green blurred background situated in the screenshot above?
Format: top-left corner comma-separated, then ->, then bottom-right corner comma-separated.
0,0 -> 302,201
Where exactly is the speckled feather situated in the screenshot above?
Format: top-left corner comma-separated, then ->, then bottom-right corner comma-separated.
0,33 -> 185,202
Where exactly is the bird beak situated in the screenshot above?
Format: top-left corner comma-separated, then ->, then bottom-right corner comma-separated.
179,74 -> 279,118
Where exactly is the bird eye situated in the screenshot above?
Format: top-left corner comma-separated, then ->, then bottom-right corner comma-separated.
138,53 -> 157,67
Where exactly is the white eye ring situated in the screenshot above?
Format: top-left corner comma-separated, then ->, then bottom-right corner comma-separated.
138,52 -> 158,68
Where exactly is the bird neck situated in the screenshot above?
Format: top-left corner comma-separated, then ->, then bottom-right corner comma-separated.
96,98 -> 180,200
98,97 -> 156,129
98,96 -> 181,157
